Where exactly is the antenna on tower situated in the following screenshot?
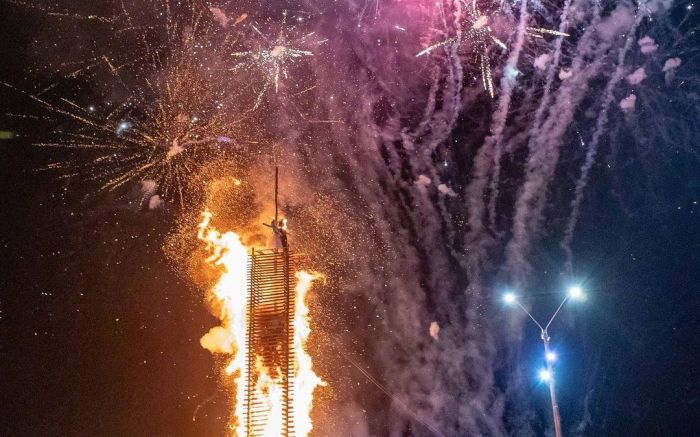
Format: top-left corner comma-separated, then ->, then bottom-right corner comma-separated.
263,166 -> 287,250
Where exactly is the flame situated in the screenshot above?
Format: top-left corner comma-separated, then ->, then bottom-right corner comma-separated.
292,270 -> 325,437
197,210 -> 324,437
197,210 -> 249,436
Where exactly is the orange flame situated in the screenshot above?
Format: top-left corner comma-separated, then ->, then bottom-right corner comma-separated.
197,210 -> 324,437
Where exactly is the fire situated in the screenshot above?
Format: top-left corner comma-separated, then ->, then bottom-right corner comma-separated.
197,210 -> 324,437
292,270 -> 325,437
197,210 -> 249,436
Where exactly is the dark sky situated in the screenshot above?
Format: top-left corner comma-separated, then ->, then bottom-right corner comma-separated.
0,4 -> 226,435
1,1 -> 700,437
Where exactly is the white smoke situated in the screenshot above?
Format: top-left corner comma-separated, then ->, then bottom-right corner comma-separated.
626,67 -> 647,85
148,195 -> 164,210
429,321 -> 440,340
209,7 -> 230,28
140,179 -> 157,197
559,68 -> 573,80
139,180 -> 163,210
638,36 -> 658,54
437,184 -> 457,197
415,174 -> 432,193
167,139 -> 184,158
662,57 -> 682,72
663,57 -> 682,83
619,93 -> 637,111
595,6 -> 636,42
534,53 -> 552,70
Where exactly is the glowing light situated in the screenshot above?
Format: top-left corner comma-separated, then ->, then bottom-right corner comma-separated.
568,286 -> 585,301
546,352 -> 557,362
539,369 -> 553,382
116,121 -> 131,135
527,27 -> 570,38
504,65 -> 521,81
503,292 -> 517,304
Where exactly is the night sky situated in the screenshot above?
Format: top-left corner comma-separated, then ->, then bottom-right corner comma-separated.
1,1 -> 699,436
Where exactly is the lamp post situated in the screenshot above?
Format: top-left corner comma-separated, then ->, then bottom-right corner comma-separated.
503,286 -> 586,437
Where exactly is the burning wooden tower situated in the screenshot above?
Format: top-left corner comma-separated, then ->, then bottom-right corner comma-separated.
244,168 -> 300,437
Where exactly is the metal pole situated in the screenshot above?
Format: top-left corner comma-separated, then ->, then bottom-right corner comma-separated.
542,330 -> 563,437
274,167 -> 278,224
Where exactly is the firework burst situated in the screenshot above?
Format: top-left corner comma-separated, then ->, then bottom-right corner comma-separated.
229,10 -> 327,108
5,0 -> 260,207
417,0 -> 569,98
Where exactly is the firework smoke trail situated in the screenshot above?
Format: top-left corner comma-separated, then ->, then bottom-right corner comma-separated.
505,4 -> 643,285
486,0 -> 575,229
561,9 -> 646,274
283,2 -> 682,434
407,0 -> 467,265
416,1 -> 504,99
282,1 -> 654,434
276,2 -> 510,435
464,0 -> 530,288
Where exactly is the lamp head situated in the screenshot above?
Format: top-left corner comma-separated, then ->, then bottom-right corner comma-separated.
538,369 -> 553,382
568,285 -> 585,301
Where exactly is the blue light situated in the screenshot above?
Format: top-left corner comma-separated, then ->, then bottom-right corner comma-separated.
116,121 -> 132,136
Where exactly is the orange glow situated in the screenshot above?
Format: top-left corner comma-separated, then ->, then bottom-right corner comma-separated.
293,270 -> 326,437
197,210 -> 324,437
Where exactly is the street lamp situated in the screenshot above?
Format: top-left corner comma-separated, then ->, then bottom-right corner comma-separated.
538,368 -> 553,382
503,285 -> 586,437
568,286 -> 585,301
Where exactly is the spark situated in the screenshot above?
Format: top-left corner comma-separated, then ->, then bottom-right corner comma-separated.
230,11 -> 325,107
116,121 -> 132,136
418,1 -> 570,98
417,2 -> 504,98
6,1 -> 258,207
527,27 -> 570,38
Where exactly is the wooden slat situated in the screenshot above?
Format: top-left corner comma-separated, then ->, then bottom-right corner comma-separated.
244,248 -> 302,437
